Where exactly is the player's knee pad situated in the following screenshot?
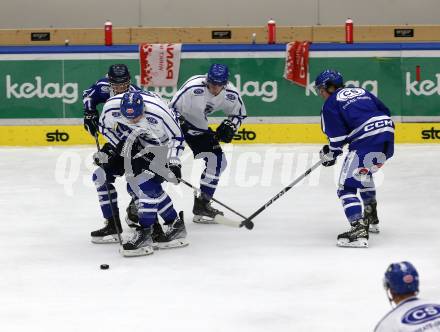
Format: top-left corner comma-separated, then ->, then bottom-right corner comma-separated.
92,167 -> 107,188
202,151 -> 227,176
217,152 -> 227,174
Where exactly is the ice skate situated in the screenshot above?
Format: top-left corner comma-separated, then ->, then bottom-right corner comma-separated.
150,221 -> 187,250
91,216 -> 122,244
119,226 -> 154,257
193,194 -> 224,224
364,202 -> 379,233
151,221 -> 166,248
125,198 -> 140,228
337,219 -> 369,248
156,211 -> 189,249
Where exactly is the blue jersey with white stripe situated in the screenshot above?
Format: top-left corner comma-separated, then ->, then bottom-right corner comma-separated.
321,87 -> 394,155
99,91 -> 184,162
82,77 -> 141,112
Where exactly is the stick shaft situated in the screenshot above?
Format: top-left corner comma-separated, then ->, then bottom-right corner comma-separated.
94,134 -> 123,245
179,179 -> 248,220
243,160 -> 322,223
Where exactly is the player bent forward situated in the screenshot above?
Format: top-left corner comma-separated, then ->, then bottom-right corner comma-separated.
169,64 -> 247,223
84,64 -> 142,231
94,91 -> 188,257
315,69 -> 395,248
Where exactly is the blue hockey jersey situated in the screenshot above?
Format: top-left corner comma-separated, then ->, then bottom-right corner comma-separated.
321,87 -> 395,155
82,77 -> 141,113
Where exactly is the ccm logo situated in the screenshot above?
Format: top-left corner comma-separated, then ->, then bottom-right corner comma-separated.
233,128 -> 256,141
46,130 -> 69,142
364,119 -> 393,132
421,127 -> 440,139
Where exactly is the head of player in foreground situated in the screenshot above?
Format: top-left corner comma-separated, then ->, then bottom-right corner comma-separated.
206,63 -> 229,96
108,64 -> 131,95
120,91 -> 144,124
314,69 -> 344,100
383,261 -> 419,306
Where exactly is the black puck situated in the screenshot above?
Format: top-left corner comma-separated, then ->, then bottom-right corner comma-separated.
100,264 -> 109,270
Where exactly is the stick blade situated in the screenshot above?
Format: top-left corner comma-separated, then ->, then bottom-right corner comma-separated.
214,214 -> 242,228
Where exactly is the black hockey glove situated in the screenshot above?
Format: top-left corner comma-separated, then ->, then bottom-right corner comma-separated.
93,142 -> 119,167
167,161 -> 182,183
84,109 -> 99,137
130,150 -> 156,176
216,119 -> 236,143
319,145 -> 337,167
177,114 -> 189,134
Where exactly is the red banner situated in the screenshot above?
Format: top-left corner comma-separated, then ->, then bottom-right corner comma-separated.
139,43 -> 182,87
284,41 -> 311,87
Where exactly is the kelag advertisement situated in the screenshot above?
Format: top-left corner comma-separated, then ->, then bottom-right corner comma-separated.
0,44 -> 439,144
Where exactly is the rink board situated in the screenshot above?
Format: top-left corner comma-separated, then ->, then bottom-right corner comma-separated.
0,123 -> 438,145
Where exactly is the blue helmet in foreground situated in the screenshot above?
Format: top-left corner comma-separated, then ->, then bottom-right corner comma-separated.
314,69 -> 344,92
120,92 -> 144,119
207,64 -> 229,86
384,261 -> 419,295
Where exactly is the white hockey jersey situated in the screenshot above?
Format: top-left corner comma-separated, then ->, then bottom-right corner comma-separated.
99,91 -> 184,162
169,75 -> 247,134
374,297 -> 440,332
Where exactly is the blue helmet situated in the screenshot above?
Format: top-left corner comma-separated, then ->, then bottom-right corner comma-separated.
314,69 -> 344,92
384,261 -> 419,295
120,92 -> 144,119
207,64 -> 229,86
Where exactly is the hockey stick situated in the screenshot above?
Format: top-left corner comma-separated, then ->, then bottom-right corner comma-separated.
219,159 -> 323,229
178,178 -> 254,230
93,133 -> 123,245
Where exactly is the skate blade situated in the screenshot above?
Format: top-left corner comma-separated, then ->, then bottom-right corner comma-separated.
125,215 -> 140,229
369,225 -> 380,233
119,246 -> 154,257
91,235 -> 119,244
337,238 -> 368,248
154,238 -> 189,250
193,215 -> 218,224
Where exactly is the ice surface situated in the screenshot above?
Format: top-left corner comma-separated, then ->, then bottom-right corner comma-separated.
1,144 -> 439,332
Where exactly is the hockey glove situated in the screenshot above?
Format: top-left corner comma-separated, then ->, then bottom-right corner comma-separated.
177,114 -> 189,133
84,109 -> 99,136
319,145 -> 337,167
93,143 -> 119,167
216,119 -> 236,143
167,161 -> 182,183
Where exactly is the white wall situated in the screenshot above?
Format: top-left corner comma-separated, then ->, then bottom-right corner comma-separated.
1,0 -> 440,29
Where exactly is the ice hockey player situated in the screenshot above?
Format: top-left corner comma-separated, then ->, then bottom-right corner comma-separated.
93,91 -> 187,256
169,63 -> 247,223
83,64 -> 142,229
314,69 -> 394,248
374,261 -> 440,331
